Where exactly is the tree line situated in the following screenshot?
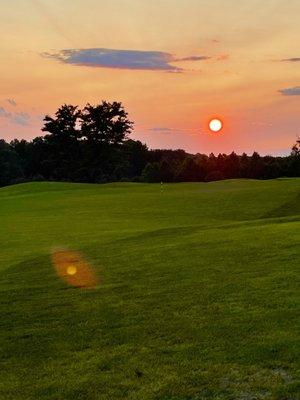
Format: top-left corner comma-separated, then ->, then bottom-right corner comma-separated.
1,101 -> 300,187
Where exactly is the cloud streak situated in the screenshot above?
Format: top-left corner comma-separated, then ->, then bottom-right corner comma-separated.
6,98 -> 17,106
148,126 -> 198,136
279,86 -> 300,96
0,107 -> 30,126
174,56 -> 210,62
149,127 -> 177,133
0,107 -> 10,119
42,48 -> 209,71
281,58 -> 300,62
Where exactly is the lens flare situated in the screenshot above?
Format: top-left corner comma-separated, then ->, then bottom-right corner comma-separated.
51,249 -> 99,289
67,266 -> 77,276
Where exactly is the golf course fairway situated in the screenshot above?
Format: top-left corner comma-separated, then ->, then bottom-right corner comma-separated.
0,179 -> 299,399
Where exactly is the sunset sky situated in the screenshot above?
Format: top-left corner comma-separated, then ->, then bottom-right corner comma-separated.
1,0 -> 300,155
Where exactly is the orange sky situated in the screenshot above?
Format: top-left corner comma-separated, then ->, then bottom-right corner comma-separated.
1,0 -> 300,155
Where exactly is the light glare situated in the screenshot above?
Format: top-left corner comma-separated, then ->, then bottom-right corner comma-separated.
209,119 -> 223,132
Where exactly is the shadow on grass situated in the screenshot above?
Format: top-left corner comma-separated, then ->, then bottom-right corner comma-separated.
262,192 -> 300,219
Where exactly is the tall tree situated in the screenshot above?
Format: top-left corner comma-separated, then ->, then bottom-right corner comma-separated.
0,140 -> 24,186
291,137 -> 300,156
249,152 -> 265,179
81,101 -> 133,145
42,104 -> 81,142
122,139 -> 148,179
41,104 -> 81,179
289,137 -> 300,176
80,101 -> 133,182
176,157 -> 200,182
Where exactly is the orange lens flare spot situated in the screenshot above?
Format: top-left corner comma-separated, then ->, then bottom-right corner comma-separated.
67,265 -> 77,276
51,249 -> 99,289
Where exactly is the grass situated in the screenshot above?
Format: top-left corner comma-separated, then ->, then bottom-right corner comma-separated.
0,179 -> 299,399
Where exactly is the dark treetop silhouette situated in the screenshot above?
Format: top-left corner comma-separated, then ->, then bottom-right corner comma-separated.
1,102 -> 300,187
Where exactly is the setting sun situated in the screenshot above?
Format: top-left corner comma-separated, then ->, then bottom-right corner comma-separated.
209,118 -> 223,132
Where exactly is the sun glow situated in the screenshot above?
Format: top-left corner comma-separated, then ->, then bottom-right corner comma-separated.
51,249 -> 99,289
209,118 -> 223,132
67,265 -> 77,276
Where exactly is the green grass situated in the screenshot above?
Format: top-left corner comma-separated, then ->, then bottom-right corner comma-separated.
0,179 -> 299,400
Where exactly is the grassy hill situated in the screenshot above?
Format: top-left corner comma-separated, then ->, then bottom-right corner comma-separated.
0,179 -> 299,400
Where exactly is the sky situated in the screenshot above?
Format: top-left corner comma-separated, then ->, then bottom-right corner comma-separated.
0,0 -> 300,155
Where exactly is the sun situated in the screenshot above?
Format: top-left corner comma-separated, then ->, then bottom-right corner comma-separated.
209,118 -> 223,132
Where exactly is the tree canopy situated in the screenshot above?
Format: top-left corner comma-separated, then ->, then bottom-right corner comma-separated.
1,102 -> 300,186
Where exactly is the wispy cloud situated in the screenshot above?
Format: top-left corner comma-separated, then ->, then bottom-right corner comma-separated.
281,58 -> 300,62
13,112 -> 31,126
148,126 -> 198,136
0,107 -> 30,126
6,98 -> 17,106
149,127 -> 176,133
42,48 -> 210,71
0,107 -> 10,119
174,56 -> 210,62
279,86 -> 300,96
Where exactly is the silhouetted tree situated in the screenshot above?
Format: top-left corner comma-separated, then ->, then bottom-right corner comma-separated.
263,156 -> 281,179
42,105 -> 80,141
291,137 -> 300,156
176,157 -> 200,181
10,139 -> 31,176
0,140 -> 24,186
288,137 -> 300,176
249,152 -> 265,179
1,104 -> 300,187
225,152 -> 240,178
240,152 -> 250,178
205,170 -> 224,182
81,101 -> 133,145
41,104 -> 81,180
122,139 -> 148,179
78,101 -> 133,181
141,162 -> 160,182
